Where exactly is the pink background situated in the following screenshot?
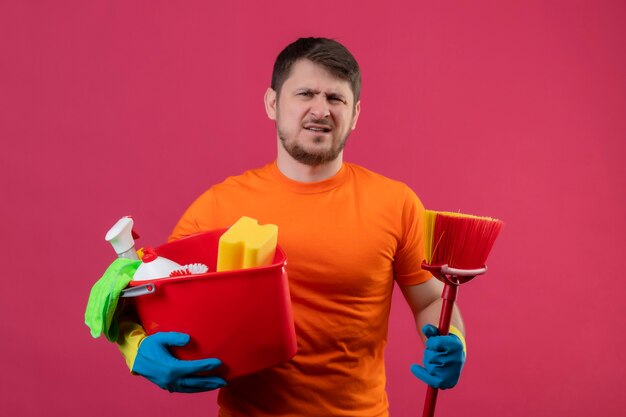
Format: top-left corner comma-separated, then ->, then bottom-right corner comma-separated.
2,1 -> 625,416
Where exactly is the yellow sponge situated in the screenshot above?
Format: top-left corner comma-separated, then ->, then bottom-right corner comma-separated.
216,216 -> 279,272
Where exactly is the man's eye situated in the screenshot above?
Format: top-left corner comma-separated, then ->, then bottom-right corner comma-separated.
298,92 -> 313,97
329,97 -> 345,103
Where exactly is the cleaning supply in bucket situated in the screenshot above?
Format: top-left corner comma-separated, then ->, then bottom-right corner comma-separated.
217,216 -> 278,272
133,247 -> 183,281
85,258 -> 141,341
122,228 -> 296,380
169,263 -> 209,277
105,216 -> 140,260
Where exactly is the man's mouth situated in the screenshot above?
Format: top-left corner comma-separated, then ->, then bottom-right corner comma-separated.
304,125 -> 332,133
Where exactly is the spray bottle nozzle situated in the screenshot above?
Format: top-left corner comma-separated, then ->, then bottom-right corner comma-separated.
105,216 -> 140,260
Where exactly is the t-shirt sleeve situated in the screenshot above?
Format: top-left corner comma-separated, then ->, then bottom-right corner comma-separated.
393,185 -> 433,286
168,189 -> 215,242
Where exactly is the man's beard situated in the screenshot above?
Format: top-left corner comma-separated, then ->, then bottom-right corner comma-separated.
278,128 -> 350,166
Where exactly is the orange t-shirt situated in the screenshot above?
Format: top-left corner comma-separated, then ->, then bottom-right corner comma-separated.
170,162 -> 431,417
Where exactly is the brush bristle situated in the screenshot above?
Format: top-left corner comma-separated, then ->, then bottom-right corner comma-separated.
168,263 -> 209,278
425,211 -> 503,269
423,210 -> 438,264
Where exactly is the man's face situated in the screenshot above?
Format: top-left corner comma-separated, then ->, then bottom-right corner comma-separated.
265,59 -> 361,166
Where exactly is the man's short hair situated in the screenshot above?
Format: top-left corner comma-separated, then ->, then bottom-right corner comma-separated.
271,37 -> 362,103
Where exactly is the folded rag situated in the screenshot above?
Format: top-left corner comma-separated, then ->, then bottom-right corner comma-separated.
85,258 -> 141,342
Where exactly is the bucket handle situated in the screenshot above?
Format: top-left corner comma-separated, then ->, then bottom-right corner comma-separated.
120,283 -> 156,298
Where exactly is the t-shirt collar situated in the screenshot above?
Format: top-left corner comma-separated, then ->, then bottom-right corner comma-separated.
269,161 -> 348,194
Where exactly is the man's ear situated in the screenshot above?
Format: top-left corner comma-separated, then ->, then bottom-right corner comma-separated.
351,100 -> 361,130
264,88 -> 277,120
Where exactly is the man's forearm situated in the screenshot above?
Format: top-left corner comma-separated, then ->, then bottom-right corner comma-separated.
400,279 -> 466,343
416,297 -> 465,343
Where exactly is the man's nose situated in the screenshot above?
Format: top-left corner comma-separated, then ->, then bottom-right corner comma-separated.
310,96 -> 331,119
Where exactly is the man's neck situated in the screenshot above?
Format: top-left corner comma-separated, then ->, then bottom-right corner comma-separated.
276,142 -> 343,183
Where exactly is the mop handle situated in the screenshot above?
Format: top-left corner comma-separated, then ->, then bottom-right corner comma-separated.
422,283 -> 458,417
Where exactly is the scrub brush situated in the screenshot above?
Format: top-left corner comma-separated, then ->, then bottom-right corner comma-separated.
169,263 -> 209,277
421,210 -> 504,417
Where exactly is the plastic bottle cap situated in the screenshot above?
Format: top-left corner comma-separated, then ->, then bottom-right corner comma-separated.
105,217 -> 135,255
141,248 -> 158,262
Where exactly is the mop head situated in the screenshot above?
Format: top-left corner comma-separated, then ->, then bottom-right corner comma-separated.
424,210 -> 504,269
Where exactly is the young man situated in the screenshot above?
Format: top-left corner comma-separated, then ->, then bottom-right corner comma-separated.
119,37 -> 466,417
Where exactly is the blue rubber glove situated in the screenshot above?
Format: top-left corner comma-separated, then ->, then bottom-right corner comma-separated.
410,324 -> 465,389
132,332 -> 227,393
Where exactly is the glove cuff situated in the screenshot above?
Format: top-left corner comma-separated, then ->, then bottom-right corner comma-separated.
449,324 -> 467,356
117,319 -> 147,371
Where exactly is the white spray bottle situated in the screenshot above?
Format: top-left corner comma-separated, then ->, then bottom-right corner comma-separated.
105,216 -> 140,260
